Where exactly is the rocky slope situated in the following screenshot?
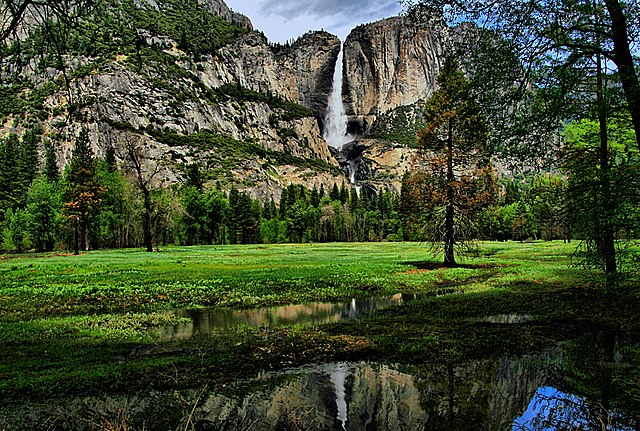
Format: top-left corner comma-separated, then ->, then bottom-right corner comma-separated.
1,0 -> 471,199
0,0 -> 346,201
200,0 -> 254,29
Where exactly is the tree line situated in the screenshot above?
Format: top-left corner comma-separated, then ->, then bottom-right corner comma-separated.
2,123 -> 606,255
0,130 -> 407,252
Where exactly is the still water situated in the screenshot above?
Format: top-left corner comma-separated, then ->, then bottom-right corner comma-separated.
3,334 -> 638,430
152,292 -> 450,340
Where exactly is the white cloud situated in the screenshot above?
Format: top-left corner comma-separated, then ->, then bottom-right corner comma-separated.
224,0 -> 403,43
260,0 -> 400,23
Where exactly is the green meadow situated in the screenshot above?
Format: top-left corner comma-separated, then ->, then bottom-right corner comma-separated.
1,241 -> 639,405
1,241 -> 573,318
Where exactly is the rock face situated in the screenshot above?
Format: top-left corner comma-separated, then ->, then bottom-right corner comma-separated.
202,31 -> 341,118
285,32 -> 342,120
334,139 -> 419,194
0,0 -> 346,201
199,0 -> 253,29
342,15 -> 448,135
334,12 -> 458,193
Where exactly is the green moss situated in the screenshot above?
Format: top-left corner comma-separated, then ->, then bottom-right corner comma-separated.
149,129 -> 341,176
215,84 -> 313,121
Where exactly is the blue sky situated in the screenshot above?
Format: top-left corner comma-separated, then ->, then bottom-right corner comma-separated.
224,0 -> 403,43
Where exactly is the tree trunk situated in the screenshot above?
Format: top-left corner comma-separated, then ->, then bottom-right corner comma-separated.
73,217 -> 79,256
142,187 -> 153,253
596,48 -> 616,281
604,0 -> 640,149
80,215 -> 88,252
444,120 -> 456,266
447,364 -> 455,427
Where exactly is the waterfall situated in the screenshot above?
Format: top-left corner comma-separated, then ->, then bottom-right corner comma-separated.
324,44 -> 360,196
323,45 -> 352,149
349,159 -> 362,196
330,363 -> 349,430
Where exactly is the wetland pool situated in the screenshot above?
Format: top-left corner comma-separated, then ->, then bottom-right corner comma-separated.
3,334 -> 638,430
151,292 -> 458,340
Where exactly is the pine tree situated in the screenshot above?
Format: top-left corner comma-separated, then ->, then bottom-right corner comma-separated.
0,134 -> 19,212
1,208 -> 29,252
339,182 -> 349,204
62,129 -> 103,254
104,143 -> 117,173
329,183 -> 340,202
417,57 -> 491,266
43,140 -> 60,183
184,163 -> 203,191
228,187 -> 258,244
26,176 -> 60,252
17,129 -> 40,201
204,188 -> 228,245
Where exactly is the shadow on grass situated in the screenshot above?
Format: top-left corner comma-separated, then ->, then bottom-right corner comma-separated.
401,261 -> 509,270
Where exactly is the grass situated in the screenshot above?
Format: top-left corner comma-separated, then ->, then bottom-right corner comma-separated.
0,242 -> 508,318
1,241 -> 639,406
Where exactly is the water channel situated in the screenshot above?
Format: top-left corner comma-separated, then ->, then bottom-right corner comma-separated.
4,335 -> 638,430
150,292 -> 443,341
3,296 -> 639,430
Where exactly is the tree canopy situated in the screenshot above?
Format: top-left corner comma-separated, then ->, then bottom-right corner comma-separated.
402,0 -> 640,148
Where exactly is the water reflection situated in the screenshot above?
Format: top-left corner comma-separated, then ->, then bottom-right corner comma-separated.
153,294 -> 428,340
5,334 -> 639,431
514,386 -> 636,431
330,363 -> 349,430
478,314 -> 534,324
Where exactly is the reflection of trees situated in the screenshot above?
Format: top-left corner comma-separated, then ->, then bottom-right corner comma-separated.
414,361 -> 498,430
555,333 -> 640,430
515,334 -> 640,430
7,337 -> 640,430
520,387 -> 621,431
410,335 -> 640,430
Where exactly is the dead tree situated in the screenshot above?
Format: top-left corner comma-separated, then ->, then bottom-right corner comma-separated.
120,134 -> 165,252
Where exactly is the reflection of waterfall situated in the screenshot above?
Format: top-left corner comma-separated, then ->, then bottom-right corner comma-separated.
324,45 -> 352,149
330,363 -> 349,430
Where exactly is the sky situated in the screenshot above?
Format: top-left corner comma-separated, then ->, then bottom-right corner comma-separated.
224,0 -> 404,43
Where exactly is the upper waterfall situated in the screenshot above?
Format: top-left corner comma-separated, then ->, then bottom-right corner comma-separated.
323,45 -> 353,148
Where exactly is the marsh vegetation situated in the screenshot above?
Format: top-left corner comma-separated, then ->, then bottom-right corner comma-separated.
2,242 -> 639,429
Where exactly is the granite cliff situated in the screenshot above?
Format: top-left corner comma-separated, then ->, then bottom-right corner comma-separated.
336,13 -> 455,193
1,0 -> 465,199
0,0 -> 344,201
343,15 -> 448,136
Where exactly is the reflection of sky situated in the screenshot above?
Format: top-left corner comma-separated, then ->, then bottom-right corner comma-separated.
513,386 -> 635,431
